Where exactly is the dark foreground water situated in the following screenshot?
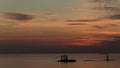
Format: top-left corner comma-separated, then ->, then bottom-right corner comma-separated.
0,54 -> 119,68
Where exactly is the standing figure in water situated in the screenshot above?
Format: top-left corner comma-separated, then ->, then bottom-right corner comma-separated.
61,55 -> 68,60
106,54 -> 109,61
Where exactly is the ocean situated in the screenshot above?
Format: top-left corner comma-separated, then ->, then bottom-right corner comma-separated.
0,54 -> 119,68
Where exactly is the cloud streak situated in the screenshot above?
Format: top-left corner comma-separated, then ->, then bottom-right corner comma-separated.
89,0 -> 120,12
89,0 -> 119,7
92,7 -> 120,11
66,19 -> 98,22
107,24 -> 118,26
66,14 -> 120,24
67,23 -> 87,25
1,12 -> 35,23
92,26 -> 105,29
105,14 -> 120,20
0,23 -> 8,27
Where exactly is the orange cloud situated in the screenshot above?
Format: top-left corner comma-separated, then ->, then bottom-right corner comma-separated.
0,23 -> 8,27
98,31 -> 120,35
81,31 -> 120,35
69,36 -> 115,46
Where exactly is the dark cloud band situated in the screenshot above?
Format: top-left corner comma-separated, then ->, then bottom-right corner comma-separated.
67,23 -> 87,25
2,12 -> 35,22
66,19 -> 98,22
105,14 -> 120,20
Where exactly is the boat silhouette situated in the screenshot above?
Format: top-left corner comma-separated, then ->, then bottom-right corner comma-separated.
57,55 -> 76,62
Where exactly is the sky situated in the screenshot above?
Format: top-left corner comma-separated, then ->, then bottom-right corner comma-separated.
0,0 -> 120,53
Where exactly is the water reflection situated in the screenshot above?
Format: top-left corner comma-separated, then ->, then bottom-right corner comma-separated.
0,54 -> 119,68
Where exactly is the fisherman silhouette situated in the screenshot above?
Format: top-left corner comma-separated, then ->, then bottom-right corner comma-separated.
61,55 -> 68,60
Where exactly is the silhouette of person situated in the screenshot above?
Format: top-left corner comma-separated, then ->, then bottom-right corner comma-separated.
106,54 -> 109,61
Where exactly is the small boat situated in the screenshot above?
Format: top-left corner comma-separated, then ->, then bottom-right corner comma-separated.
57,55 -> 76,62
57,59 -> 76,62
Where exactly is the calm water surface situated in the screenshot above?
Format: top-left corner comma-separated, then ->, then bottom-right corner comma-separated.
0,54 -> 119,68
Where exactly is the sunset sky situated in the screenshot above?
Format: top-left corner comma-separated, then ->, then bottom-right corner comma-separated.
0,0 -> 120,53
